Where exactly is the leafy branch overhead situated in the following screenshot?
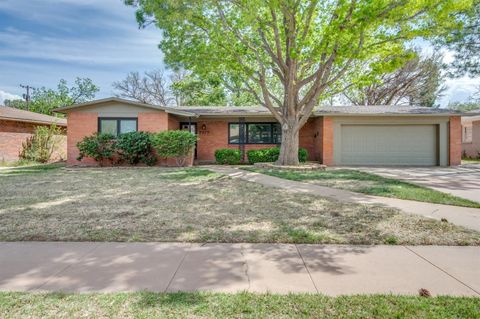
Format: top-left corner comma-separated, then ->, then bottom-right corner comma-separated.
126,0 -> 471,165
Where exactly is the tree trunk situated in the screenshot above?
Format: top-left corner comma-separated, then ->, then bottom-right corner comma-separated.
277,123 -> 300,165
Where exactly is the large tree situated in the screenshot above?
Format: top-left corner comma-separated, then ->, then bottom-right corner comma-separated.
441,0 -> 480,77
126,0 -> 470,165
342,53 -> 445,107
5,78 -> 98,115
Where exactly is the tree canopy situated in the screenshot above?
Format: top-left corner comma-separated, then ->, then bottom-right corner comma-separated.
441,0 -> 480,77
126,0 -> 472,164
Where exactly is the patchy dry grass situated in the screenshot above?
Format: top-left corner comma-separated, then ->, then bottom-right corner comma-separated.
0,165 -> 479,245
1,292 -> 479,319
244,168 -> 480,208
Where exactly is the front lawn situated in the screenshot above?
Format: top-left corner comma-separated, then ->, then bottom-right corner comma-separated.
1,292 -> 479,319
244,168 -> 480,208
462,158 -> 480,164
0,165 -> 479,245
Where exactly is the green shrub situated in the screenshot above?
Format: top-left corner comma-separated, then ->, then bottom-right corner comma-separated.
247,147 -> 308,164
19,124 -> 63,163
298,148 -> 308,162
152,130 -> 197,166
215,148 -> 241,165
116,132 -> 156,166
76,133 -> 116,165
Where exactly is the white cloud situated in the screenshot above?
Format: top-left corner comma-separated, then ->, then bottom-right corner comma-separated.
0,90 -> 21,104
439,77 -> 479,107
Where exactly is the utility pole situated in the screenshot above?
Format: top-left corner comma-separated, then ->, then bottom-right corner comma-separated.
20,84 -> 35,108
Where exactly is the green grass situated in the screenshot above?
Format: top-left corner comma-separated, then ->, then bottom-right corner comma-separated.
0,162 -> 65,175
244,168 -> 480,208
462,158 -> 480,164
0,292 -> 478,319
1,165 -> 479,244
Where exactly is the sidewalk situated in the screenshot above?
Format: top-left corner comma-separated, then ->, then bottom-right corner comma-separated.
208,166 -> 480,232
0,242 -> 478,296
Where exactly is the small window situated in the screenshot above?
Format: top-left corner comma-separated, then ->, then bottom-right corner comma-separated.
99,118 -> 137,136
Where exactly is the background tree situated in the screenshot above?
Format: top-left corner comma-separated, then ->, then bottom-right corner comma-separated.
448,86 -> 480,111
4,78 -> 98,115
341,53 -> 445,107
113,69 -> 175,105
171,72 -> 227,106
441,0 -> 480,77
126,0 -> 470,165
114,69 -> 256,106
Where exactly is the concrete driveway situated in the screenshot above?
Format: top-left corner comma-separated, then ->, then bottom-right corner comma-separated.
352,164 -> 480,203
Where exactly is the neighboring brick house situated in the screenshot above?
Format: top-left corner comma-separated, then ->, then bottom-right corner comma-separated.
462,115 -> 480,158
54,97 -> 464,167
0,106 -> 67,162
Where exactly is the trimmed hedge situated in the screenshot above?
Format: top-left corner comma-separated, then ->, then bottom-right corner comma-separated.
215,148 -> 241,165
247,147 -> 308,164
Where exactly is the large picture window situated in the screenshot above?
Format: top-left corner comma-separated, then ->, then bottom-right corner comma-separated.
229,122 -> 281,144
98,118 -> 138,136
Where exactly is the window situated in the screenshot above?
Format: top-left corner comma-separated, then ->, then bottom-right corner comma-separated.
229,122 -> 281,144
463,125 -> 473,143
229,123 -> 241,144
99,118 -> 137,136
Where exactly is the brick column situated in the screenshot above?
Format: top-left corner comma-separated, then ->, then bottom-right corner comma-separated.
67,112 -> 98,166
322,117 -> 334,166
449,116 -> 462,166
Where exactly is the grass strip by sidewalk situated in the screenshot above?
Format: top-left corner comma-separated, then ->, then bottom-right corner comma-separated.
0,292 -> 479,319
244,167 -> 480,208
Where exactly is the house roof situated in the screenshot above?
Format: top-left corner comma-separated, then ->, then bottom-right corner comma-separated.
0,106 -> 67,126
53,97 -> 197,117
53,97 -> 470,118
175,104 -> 467,117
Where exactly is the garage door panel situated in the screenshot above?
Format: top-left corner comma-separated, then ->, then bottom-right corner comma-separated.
340,125 -> 438,166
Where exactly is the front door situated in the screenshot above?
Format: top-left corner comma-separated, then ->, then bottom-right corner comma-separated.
180,122 -> 197,158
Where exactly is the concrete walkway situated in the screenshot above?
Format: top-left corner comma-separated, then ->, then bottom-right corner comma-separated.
0,242 -> 478,296
209,166 -> 480,232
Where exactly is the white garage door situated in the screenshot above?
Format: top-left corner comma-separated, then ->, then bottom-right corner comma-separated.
340,124 -> 438,166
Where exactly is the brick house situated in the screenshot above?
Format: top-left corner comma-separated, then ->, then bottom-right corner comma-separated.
0,106 -> 67,162
462,115 -> 480,158
54,97 -> 463,167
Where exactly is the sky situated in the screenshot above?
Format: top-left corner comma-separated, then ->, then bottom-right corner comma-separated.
0,0 -> 478,107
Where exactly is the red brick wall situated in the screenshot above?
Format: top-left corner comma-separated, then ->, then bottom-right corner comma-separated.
138,112 -> 169,132
195,118 -> 321,162
67,112 -> 98,165
168,115 -> 180,130
449,116 -> 462,166
321,117 -> 334,166
66,111 -> 193,167
0,120 -> 66,162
